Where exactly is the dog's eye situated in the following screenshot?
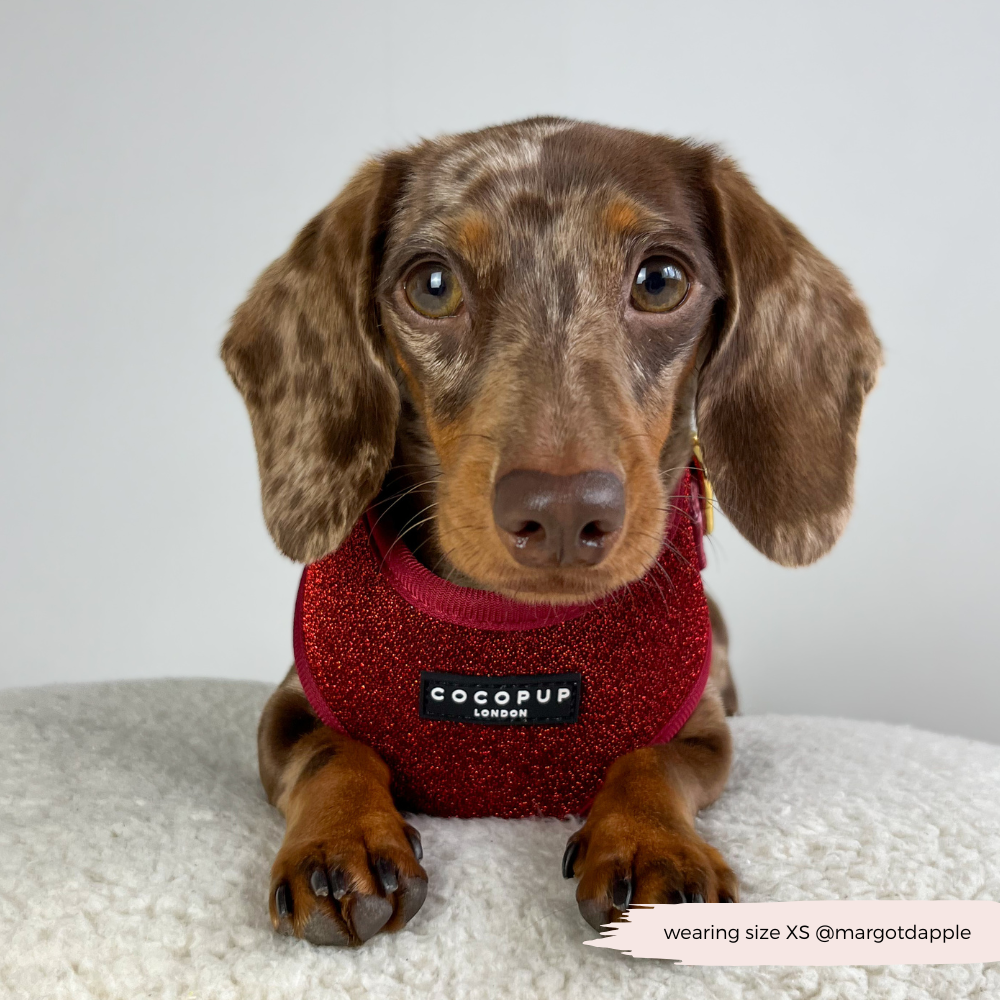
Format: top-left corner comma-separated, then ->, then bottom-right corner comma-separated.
631,257 -> 689,312
404,263 -> 464,318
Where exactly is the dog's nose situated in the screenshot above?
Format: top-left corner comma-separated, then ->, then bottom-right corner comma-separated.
493,470 -> 625,568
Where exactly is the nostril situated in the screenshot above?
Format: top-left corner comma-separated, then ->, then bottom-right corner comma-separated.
579,520 -> 605,544
511,520 -> 545,546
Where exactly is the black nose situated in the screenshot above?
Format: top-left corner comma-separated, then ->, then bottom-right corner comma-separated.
492,469 -> 626,568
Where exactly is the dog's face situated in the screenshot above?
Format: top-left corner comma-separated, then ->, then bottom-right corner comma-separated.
377,123 -> 724,602
223,118 -> 881,603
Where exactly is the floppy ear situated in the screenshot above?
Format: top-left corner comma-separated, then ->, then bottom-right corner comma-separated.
221,154 -> 408,562
695,155 -> 883,566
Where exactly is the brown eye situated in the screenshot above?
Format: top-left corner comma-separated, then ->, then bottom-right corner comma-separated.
404,262 -> 464,318
631,257 -> 689,312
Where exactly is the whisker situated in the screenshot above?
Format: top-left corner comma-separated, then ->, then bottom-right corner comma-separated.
430,544 -> 467,580
632,528 -> 692,576
395,509 -> 439,545
371,473 -> 442,498
637,549 -> 675,598
376,504 -> 439,570
368,478 -> 442,533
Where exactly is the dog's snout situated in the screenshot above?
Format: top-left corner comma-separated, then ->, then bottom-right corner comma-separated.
492,470 -> 625,568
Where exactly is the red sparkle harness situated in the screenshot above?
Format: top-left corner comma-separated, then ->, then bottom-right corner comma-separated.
294,467 -> 712,819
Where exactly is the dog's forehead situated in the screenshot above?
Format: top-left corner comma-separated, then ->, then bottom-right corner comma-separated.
389,119 -> 707,266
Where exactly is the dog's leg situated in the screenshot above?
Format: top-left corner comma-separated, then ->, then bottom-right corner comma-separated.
258,668 -> 427,945
707,594 -> 738,716
563,676 -> 737,929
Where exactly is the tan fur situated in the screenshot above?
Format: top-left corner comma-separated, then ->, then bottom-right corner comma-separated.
261,669 -> 427,944
449,210 -> 494,266
568,686 -> 738,912
602,196 -> 643,236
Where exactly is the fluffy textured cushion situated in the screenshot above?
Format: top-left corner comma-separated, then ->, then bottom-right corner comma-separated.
2,679 -> 999,999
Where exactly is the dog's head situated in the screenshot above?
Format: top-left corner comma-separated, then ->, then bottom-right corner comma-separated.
222,118 -> 882,603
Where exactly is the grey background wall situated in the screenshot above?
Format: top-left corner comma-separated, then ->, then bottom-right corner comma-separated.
2,0 -> 997,741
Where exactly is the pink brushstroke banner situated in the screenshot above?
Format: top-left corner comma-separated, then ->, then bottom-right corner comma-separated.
584,900 -> 1000,965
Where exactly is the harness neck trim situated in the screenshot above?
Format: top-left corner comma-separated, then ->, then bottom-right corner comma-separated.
365,469 -> 700,633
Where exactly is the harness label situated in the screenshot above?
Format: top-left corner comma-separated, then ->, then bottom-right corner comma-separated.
419,671 -> 582,725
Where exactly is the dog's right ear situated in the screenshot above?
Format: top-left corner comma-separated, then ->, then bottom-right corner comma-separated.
693,153 -> 883,567
221,155 -> 409,563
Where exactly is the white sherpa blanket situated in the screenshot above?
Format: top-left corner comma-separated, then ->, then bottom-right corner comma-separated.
2,680 -> 1000,1000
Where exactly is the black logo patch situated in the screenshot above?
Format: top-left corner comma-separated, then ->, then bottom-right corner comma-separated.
419,671 -> 582,725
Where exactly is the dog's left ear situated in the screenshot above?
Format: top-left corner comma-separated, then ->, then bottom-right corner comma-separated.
694,154 -> 883,566
221,154 -> 409,563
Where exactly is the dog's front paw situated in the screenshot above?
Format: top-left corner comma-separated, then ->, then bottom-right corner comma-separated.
269,813 -> 427,946
563,812 -> 737,931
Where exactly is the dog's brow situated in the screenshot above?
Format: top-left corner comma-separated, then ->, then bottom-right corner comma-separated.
627,225 -> 708,260
603,197 -> 644,237
448,211 -> 493,266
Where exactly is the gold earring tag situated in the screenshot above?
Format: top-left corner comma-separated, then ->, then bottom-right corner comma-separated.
690,433 -> 714,535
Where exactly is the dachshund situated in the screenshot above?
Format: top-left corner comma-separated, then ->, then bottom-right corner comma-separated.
221,117 -> 882,946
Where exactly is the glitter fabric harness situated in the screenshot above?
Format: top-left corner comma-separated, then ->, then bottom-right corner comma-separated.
294,467 -> 713,819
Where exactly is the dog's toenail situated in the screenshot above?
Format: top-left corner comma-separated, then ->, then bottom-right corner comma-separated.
611,875 -> 633,911
562,839 -> 580,879
329,868 -> 348,900
405,826 -> 423,861
310,868 -> 330,897
374,857 -> 399,895
275,882 -> 292,918
690,892 -> 705,903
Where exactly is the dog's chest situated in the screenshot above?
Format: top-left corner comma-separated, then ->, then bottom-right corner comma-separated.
294,471 -> 712,819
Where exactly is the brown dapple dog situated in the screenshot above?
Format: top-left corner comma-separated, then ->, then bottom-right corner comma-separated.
221,117 -> 882,945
